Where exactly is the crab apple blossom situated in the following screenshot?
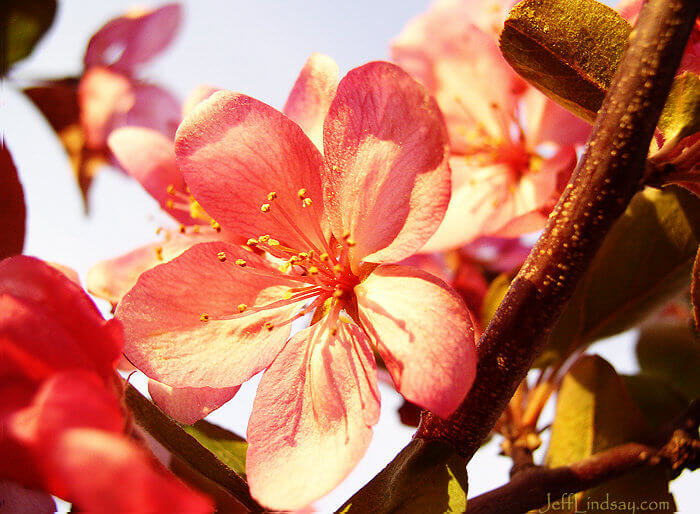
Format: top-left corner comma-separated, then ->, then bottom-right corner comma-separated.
0,256 -> 212,513
392,0 -> 590,251
116,61 -> 477,510
78,4 -> 182,161
89,53 -> 339,307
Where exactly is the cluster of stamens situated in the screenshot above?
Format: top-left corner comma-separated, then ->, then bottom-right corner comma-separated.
198,188 -> 359,336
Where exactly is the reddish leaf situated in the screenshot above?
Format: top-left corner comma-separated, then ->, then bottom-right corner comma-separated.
0,140 -> 26,259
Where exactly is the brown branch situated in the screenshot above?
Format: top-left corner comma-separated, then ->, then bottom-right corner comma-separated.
467,400 -> 700,514
416,0 -> 700,460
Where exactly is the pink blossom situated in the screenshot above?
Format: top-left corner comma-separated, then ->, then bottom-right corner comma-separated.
116,61 -> 477,510
0,256 -> 212,512
78,4 -> 182,156
392,0 -> 590,250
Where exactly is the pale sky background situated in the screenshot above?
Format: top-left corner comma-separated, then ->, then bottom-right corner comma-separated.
1,0 -> 696,511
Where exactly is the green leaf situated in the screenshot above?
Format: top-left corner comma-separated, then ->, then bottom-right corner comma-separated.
636,323 -> 700,400
0,140 -> 26,259
182,420 -> 248,478
657,72 -> 700,144
123,385 -> 262,512
499,0 -> 630,123
546,356 -> 675,513
481,273 -> 512,326
338,439 -> 467,514
1,0 -> 57,76
622,374 -> 689,432
535,186 -> 700,368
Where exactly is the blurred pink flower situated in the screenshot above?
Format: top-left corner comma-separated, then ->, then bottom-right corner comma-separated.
0,256 -> 212,513
78,4 -> 182,156
392,0 -> 590,250
116,61 -> 477,510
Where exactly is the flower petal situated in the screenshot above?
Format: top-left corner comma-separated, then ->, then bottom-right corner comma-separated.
0,141 -> 25,260
127,83 -> 181,140
148,380 -> 239,425
355,264 -> 476,418
323,62 -> 450,269
176,91 -> 329,253
108,127 -> 189,221
116,242 -> 303,388
87,232 -> 221,306
84,4 -> 182,75
247,321 -> 379,510
0,257 -> 122,381
50,429 -> 212,513
182,85 -> 219,118
283,53 -> 339,150
523,89 -> 591,148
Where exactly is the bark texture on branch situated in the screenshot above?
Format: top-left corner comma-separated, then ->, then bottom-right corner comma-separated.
417,0 -> 700,460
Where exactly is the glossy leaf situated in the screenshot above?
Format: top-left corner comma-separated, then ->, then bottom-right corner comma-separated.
636,323 -> 700,400
338,439 -> 467,514
536,187 -> 700,368
123,384 -> 262,511
546,356 -> 674,513
622,374 -> 689,432
182,420 -> 247,478
0,140 -> 26,259
1,0 -> 57,76
499,0 -> 630,123
657,71 -> 700,144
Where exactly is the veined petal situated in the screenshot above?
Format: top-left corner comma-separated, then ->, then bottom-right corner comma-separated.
323,62 -> 450,270
247,321 -> 379,510
148,380 -> 239,425
116,242 -> 303,389
176,91 -> 328,252
0,257 -> 122,381
87,232 -> 222,306
283,53 -> 339,150
108,127 -> 189,222
50,429 -> 212,513
355,264 -> 476,418
84,4 -> 182,75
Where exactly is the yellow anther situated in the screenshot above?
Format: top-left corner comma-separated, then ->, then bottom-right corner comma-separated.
320,253 -> 329,262
303,197 -> 313,207
268,239 -> 280,246
264,322 -> 274,331
179,224 -> 186,234
309,266 -> 319,275
217,252 -> 227,262
210,220 -> 221,232
330,328 -> 338,336
261,203 -> 271,213
235,259 -> 247,267
331,165 -> 338,171
298,252 -> 309,259
155,227 -> 163,235
346,238 -> 356,247
166,199 -> 175,209
283,290 -> 293,300
259,235 -> 270,243
237,304 -> 247,313
267,191 -> 278,201
193,225 -> 200,233
289,256 -> 300,264
155,246 -> 164,261
166,184 -> 176,195
200,313 -> 210,322
333,289 -> 344,298
246,238 -> 258,246
189,199 -> 209,221
333,264 -> 342,273
297,188 -> 307,199
279,262 -> 291,273
342,230 -> 351,240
